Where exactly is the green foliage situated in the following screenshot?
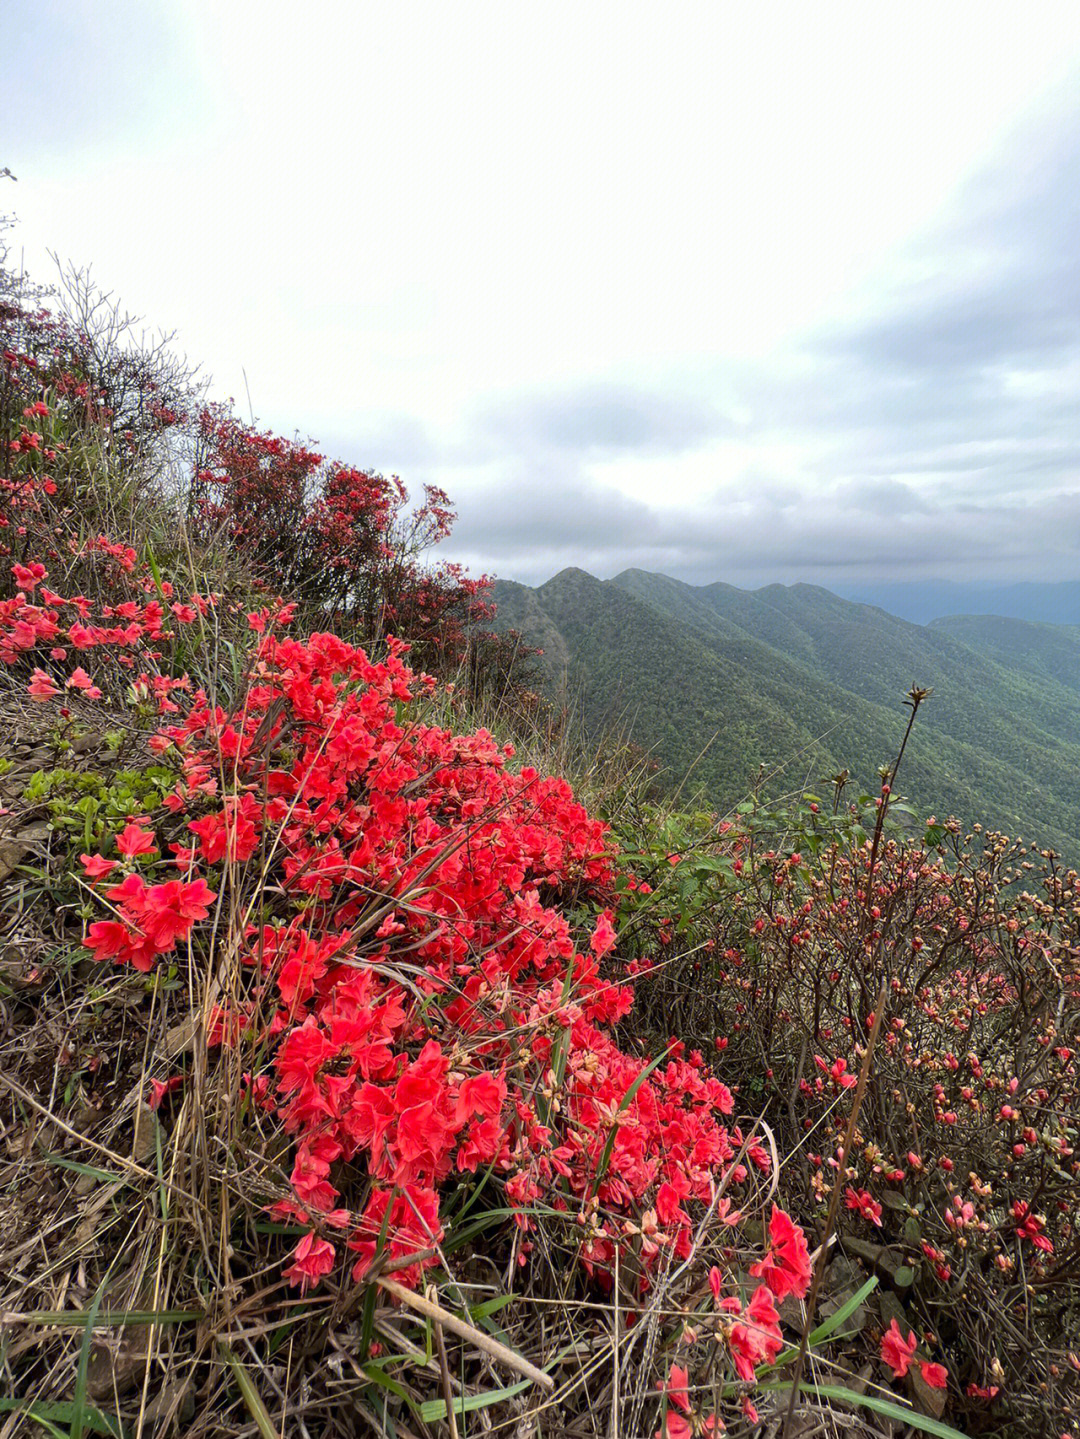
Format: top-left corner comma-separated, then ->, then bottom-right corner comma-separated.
932,612 -> 1080,695
23,763 -> 176,851
494,567 -> 1080,859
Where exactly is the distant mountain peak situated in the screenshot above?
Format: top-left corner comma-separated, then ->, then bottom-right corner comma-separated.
543,566 -> 601,586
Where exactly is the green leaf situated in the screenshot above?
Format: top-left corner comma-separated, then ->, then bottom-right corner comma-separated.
70,1280 -> 106,1439
43,1156 -> 127,1186
893,1265 -> 915,1287
448,1149 -> 503,1226
145,542 -> 164,597
218,1345 -> 277,1439
765,1276 -> 879,1368
468,1294 -> 515,1321
793,1384 -> 966,1439
691,854 -> 734,878
0,1400 -> 119,1438
809,1275 -> 878,1343
419,1377 -> 533,1423
361,1363 -> 411,1404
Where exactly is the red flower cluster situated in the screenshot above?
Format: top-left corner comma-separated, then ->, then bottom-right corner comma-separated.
85,873 -> 217,972
66,627 -> 797,1324
748,1205 -> 812,1298
880,1318 -> 948,1389
656,1211 -> 813,1434
621,797 -> 1080,1428
188,408 -> 496,674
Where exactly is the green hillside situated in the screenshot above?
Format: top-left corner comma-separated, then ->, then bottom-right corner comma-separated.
493,568 -> 1080,855
931,613 -> 1080,696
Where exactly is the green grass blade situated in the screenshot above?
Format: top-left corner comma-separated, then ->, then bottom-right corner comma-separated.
15,1309 -> 202,1327
760,1382 -> 966,1439
807,1275 -> 878,1343
0,1402 -> 69,1438
419,1377 -> 532,1423
446,1150 -> 502,1225
70,1280 -> 106,1439
361,1363 -> 411,1404
145,541 -> 164,597
589,1042 -> 675,1198
467,1294 -> 515,1321
43,1156 -> 127,1185
218,1344 -> 278,1439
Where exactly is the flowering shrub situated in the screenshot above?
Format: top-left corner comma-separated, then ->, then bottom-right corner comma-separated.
617,787 -> 1080,1433
14,611 -> 819,1425
1,259 -> 198,546
2,271 -> 510,699
187,404 -> 497,675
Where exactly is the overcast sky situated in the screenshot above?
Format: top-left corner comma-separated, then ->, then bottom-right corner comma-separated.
5,1 -> 1079,588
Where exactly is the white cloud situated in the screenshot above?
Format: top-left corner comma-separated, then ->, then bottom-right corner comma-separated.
4,0 -> 1080,587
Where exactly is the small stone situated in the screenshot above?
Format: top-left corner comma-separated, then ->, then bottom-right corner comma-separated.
0,840 -> 28,880
144,1380 -> 197,1429
86,1338 -> 148,1399
131,1102 -> 158,1162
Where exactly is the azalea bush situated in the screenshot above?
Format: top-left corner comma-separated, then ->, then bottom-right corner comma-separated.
74,622 -> 816,1390
187,403 -> 498,677
1,460 -> 822,1432
2,250 -> 513,700
615,778 -> 1080,1434
1,243 -> 201,559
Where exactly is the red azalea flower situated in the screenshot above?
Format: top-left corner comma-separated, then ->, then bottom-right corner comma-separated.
749,1206 -> 812,1300
27,667 -> 59,701
116,822 -> 157,857
80,853 -> 118,880
880,1318 -> 918,1378
844,1186 -> 883,1227
283,1231 -> 336,1291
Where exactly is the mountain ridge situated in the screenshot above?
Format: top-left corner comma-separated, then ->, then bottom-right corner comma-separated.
493,567 -> 1080,855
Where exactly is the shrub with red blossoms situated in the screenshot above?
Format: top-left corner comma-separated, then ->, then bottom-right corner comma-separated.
616,785 -> 1080,1433
186,405 -> 499,678
69,622 -> 805,1378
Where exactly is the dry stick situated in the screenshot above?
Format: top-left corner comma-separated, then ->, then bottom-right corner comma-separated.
378,1246 -> 438,1277
612,1243 -> 620,1439
781,974 -> 888,1438
375,1276 -> 554,1392
428,1283 -> 461,1439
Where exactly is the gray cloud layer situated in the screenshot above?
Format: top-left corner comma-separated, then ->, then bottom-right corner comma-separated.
447,468 -> 1080,585
355,89 -> 1080,589
477,384 -> 731,457
758,104 -> 1080,503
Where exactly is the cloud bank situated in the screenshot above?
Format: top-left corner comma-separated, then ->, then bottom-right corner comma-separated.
438,91 -> 1080,587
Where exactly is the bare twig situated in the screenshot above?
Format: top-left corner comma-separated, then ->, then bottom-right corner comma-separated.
375,1275 -> 554,1392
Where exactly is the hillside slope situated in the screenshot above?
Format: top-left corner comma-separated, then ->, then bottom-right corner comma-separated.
930,614 -> 1080,697
493,568 -> 1080,854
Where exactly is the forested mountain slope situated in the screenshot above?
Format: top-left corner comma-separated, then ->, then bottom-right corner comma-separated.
494,568 -> 1080,854
931,613 -> 1080,696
